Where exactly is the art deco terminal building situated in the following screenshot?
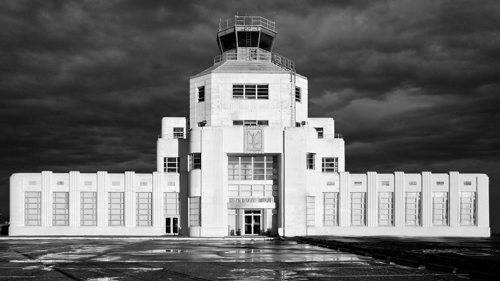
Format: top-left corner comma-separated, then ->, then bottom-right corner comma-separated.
10,16 -> 490,237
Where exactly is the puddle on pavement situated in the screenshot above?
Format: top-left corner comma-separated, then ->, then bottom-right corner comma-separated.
217,268 -> 308,281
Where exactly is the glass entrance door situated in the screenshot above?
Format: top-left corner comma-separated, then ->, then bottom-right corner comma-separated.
244,210 -> 261,235
165,217 -> 179,235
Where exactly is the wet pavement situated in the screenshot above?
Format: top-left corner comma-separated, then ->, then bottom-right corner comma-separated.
0,239 -> 470,280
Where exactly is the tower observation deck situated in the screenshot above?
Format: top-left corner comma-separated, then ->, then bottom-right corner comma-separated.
215,16 -> 295,71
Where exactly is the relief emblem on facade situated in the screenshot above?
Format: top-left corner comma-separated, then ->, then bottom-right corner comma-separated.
244,127 -> 263,153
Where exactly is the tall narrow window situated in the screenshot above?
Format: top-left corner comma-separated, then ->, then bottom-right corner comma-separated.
323,192 -> 338,226
190,197 -> 201,226
25,192 -> 41,226
190,153 -> 201,170
81,192 -> 97,226
378,192 -> 394,226
198,86 -> 205,102
306,153 -> 315,170
108,192 -> 124,226
295,86 -> 301,102
432,192 -> 448,226
53,192 -> 69,226
350,192 -> 366,226
164,157 -> 180,173
405,192 -> 420,226
322,157 -> 338,172
315,128 -> 324,139
460,192 -> 476,226
136,192 -> 152,226
173,127 -> 184,139
306,196 -> 315,227
164,192 -> 179,216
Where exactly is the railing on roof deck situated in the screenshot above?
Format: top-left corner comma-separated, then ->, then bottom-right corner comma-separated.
218,16 -> 276,32
214,48 -> 295,71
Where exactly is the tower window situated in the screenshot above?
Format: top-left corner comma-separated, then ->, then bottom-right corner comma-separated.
198,86 -> 205,102
306,153 -> 315,170
322,157 -> 338,173
315,128 -> 324,139
190,153 -> 201,170
233,84 -> 269,99
233,120 -> 269,126
173,127 -> 184,139
295,87 -> 301,102
164,157 -> 180,173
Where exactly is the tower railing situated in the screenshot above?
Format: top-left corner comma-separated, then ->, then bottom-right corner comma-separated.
218,16 -> 276,32
214,48 -> 295,71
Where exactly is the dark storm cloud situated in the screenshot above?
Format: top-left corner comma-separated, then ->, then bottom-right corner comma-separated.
1,0 -> 499,231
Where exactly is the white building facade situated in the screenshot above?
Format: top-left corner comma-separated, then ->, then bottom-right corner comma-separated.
9,16 -> 489,237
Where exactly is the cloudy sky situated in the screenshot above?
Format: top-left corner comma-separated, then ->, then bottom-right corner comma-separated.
1,0 -> 499,232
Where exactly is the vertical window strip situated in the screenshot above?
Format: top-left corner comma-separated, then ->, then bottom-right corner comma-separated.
460,191 -> 476,226
350,192 -> 366,226
378,192 -> 394,226
405,192 -> 421,226
108,192 -> 124,226
80,192 -> 97,226
53,192 -> 69,226
164,192 -> 179,216
295,86 -> 301,102
136,192 -> 152,226
25,192 -> 41,226
198,86 -> 205,102
306,196 -> 315,227
323,192 -> 338,226
432,192 -> 448,226
189,197 -> 201,227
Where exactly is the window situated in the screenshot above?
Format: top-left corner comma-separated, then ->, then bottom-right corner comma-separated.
432,192 -> 448,226
306,196 -> 315,227
53,192 -> 69,226
108,192 -> 124,226
189,153 -> 201,170
306,153 -> 315,170
233,84 -> 269,99
190,197 -> 201,226
460,192 -> 476,226
25,192 -> 41,226
350,192 -> 366,226
315,128 -> 324,139
233,120 -> 269,126
323,192 -> 338,226
81,192 -> 97,226
228,184 -> 274,197
322,157 -> 338,172
136,192 -> 152,226
378,192 -> 394,226
165,192 -> 179,216
228,156 -> 277,181
405,192 -> 420,226
295,86 -> 301,102
198,86 -> 205,102
173,127 -> 184,139
164,157 -> 180,173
